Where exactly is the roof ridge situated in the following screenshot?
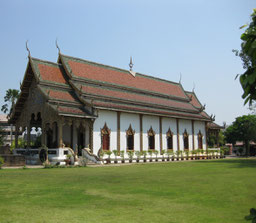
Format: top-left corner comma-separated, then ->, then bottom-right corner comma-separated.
60,53 -> 182,86
31,57 -> 62,67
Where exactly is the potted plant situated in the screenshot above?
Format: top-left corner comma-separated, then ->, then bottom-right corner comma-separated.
154,150 -> 159,162
175,150 -> 181,161
166,149 -> 174,161
65,154 -> 72,165
105,150 -> 112,164
181,151 -> 185,160
120,151 -> 125,163
185,150 -> 189,160
148,149 -> 153,162
160,150 -> 166,161
206,149 -> 209,159
127,151 -> 134,163
112,150 -> 118,164
142,151 -> 147,162
135,151 -> 141,163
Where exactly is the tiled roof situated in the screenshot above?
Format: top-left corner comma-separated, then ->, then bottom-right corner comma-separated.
30,58 -> 68,86
186,91 -> 202,108
207,122 -> 224,129
61,54 -> 188,100
57,106 -> 86,116
93,100 -> 208,120
9,53 -> 212,122
76,83 -> 197,112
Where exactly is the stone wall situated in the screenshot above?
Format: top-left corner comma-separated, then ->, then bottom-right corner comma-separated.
0,146 -> 25,166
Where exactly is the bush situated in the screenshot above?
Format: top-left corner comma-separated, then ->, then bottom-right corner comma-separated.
220,146 -> 229,155
0,156 -> 4,169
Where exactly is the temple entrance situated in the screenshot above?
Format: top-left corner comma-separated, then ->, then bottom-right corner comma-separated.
77,126 -> 85,156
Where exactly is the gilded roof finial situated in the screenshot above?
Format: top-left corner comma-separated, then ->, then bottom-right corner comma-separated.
26,40 -> 31,57
55,38 -> 60,53
192,82 -> 195,93
129,56 -> 133,71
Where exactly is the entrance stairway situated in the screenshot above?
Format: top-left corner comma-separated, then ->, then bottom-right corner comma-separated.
81,148 -> 103,165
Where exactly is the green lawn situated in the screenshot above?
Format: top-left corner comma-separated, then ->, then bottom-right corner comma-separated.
0,159 -> 255,223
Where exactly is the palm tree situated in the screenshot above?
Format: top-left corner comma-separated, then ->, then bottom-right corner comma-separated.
1,89 -> 20,116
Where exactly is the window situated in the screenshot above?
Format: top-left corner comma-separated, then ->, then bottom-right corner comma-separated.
166,128 -> 173,150
148,126 -> 155,150
126,124 -> 135,151
101,123 -> 111,151
198,130 -> 203,149
183,129 -> 189,150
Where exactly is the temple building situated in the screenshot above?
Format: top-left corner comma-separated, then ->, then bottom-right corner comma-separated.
9,52 -> 213,161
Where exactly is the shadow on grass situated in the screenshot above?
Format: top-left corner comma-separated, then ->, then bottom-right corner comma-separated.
194,158 -> 256,168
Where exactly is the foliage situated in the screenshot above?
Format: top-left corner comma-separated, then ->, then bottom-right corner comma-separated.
233,9 -> 256,105
1,89 -> 20,116
0,156 -> 4,169
245,208 -> 256,222
104,150 -> 112,159
249,102 -> 256,115
224,115 -> 256,156
11,138 -> 26,149
166,149 -> 174,158
153,150 -> 158,158
135,151 -> 141,159
65,154 -> 72,160
0,126 -> 5,146
112,150 -> 118,159
148,149 -> 153,157
127,151 -> 134,160
175,150 -> 181,157
142,150 -> 147,159
220,146 -> 230,155
160,149 -> 165,157
120,151 -> 125,159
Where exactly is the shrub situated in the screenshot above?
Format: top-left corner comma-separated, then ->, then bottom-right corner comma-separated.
120,151 -> 125,160
112,150 -> 118,159
0,156 -> 4,169
135,151 -> 141,159
154,150 -> 159,158
104,150 -> 112,159
127,151 -> 134,160
148,149 -> 153,157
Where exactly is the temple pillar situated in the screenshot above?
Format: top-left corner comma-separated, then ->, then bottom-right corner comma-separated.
27,125 -> 31,148
85,125 -> 89,148
41,122 -> 46,146
192,120 -> 195,150
58,119 -> 63,148
89,120 -> 94,153
15,125 -> 18,148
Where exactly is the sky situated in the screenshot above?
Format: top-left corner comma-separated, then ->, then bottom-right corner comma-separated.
0,0 -> 255,125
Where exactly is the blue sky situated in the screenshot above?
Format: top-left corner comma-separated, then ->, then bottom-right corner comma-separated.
0,0 -> 255,125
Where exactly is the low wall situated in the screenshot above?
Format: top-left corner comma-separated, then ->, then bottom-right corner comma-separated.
1,154 -> 25,166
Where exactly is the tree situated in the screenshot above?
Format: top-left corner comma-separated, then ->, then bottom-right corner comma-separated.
224,115 -> 256,156
233,9 -> 256,105
1,89 -> 20,116
0,126 -> 5,146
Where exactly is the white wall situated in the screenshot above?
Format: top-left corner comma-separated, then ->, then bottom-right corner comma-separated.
194,121 -> 206,150
162,117 -> 178,151
179,119 -> 193,151
93,110 -> 117,155
120,113 -> 140,152
142,115 -> 160,152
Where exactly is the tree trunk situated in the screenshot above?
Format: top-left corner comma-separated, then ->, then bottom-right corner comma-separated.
245,140 -> 250,157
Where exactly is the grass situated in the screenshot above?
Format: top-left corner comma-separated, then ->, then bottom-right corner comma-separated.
0,159 -> 255,223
